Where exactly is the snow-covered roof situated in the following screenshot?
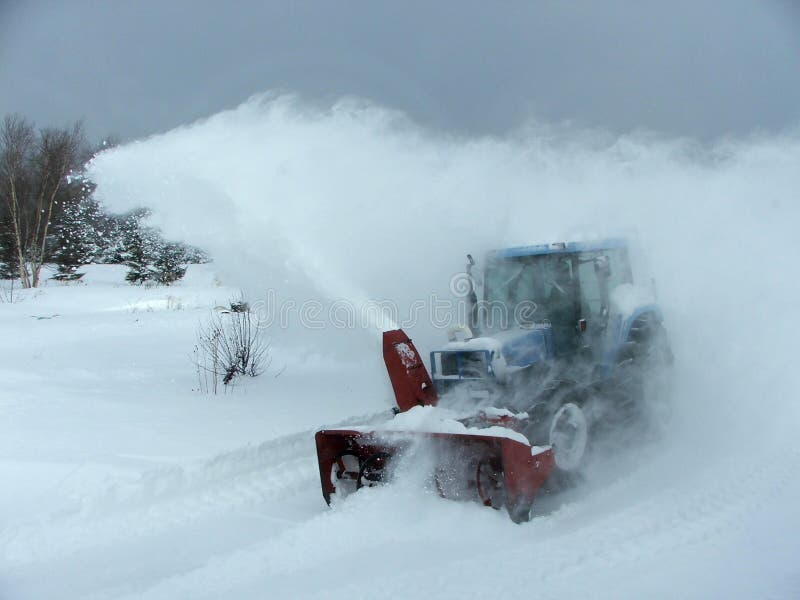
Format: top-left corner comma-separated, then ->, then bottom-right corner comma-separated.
492,238 -> 628,258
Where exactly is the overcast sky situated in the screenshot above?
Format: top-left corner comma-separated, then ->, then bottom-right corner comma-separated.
1,0 -> 799,142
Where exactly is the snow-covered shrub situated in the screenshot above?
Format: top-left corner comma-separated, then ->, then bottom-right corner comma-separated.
193,309 -> 270,393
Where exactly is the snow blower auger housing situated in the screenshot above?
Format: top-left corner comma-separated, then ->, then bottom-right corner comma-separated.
315,329 -> 556,523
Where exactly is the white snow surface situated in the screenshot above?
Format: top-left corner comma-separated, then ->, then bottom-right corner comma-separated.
2,95 -> 800,599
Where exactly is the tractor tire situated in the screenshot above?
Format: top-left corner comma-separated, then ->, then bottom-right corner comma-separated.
523,389 -> 592,492
610,316 -> 674,434
625,315 -> 673,370
548,401 -> 590,472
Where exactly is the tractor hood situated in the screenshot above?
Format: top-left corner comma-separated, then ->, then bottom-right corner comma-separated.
430,326 -> 553,384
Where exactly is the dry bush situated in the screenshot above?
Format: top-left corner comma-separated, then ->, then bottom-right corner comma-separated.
193,309 -> 270,393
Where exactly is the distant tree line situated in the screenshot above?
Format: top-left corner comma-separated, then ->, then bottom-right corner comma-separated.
0,114 -> 207,286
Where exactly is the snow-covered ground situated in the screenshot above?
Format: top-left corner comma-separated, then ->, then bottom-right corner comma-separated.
0,265 -> 389,598
2,96 -> 800,598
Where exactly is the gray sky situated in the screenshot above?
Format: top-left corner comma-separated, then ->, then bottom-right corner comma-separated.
1,0 -> 799,142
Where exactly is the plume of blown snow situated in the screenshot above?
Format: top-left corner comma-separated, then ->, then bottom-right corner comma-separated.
89,93 -> 800,480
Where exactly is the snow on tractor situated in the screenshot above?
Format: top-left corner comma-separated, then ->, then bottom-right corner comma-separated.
315,239 -> 672,522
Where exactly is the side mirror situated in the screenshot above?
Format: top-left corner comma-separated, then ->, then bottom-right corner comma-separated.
594,255 -> 611,279
465,254 -> 480,333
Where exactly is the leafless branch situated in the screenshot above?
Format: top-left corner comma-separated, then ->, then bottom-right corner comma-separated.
193,310 -> 271,392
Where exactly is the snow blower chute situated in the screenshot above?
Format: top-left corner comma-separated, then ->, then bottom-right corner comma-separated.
314,329 -> 555,523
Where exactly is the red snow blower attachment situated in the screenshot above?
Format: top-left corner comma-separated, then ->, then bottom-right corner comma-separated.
314,330 -> 556,522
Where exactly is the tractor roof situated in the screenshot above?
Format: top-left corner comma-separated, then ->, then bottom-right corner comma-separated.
492,238 -> 627,258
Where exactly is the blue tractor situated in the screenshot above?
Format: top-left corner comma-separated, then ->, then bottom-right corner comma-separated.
428,239 -> 673,474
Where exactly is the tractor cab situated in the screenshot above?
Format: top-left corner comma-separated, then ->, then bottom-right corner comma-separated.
482,240 -> 633,355
430,239 -> 649,395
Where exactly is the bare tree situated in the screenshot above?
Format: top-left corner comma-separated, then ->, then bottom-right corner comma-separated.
0,115 -> 34,287
0,115 -> 86,287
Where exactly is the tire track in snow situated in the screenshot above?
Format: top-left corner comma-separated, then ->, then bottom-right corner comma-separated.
0,410 -> 391,568
117,439 -> 800,600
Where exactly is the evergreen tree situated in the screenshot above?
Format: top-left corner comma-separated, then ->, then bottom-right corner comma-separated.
183,244 -> 209,264
153,241 -> 187,285
0,217 -> 19,280
119,209 -> 159,284
93,212 -> 122,264
95,212 -> 125,264
51,196 -> 101,281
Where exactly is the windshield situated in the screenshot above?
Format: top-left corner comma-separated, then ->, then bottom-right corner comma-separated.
482,248 -> 632,332
484,253 -> 578,330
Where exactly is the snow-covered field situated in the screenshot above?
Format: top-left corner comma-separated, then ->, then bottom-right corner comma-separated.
0,265 -> 390,598
2,96 -> 800,598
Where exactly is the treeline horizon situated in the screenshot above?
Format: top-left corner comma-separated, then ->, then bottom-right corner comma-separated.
0,113 -> 206,288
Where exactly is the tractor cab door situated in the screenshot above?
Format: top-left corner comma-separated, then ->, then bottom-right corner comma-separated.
575,248 -> 633,356
539,255 -> 582,357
